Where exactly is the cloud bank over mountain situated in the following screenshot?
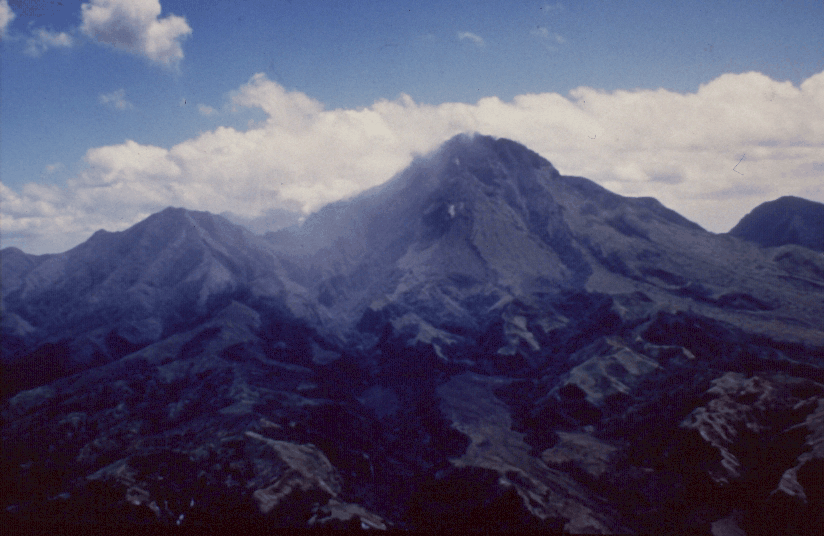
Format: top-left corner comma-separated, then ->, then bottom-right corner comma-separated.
3,69 -> 824,253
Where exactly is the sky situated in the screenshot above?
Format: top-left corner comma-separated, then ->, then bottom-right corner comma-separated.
1,0 -> 823,254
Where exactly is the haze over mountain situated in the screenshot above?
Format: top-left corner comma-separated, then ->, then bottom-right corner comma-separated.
2,135 -> 824,534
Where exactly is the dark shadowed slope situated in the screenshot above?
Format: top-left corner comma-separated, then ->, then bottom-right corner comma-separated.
730,195 -> 824,252
0,208 -> 291,395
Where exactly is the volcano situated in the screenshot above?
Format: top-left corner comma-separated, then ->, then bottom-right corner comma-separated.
2,134 -> 824,534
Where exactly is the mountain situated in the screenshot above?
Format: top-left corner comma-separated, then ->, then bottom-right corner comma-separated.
0,207 -> 304,397
269,134 -> 824,358
2,134 -> 824,534
729,195 -> 824,252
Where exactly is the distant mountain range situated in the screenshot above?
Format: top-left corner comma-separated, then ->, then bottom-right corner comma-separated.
2,134 -> 823,534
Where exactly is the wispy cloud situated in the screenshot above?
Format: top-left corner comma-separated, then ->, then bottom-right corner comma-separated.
0,0 -> 15,39
458,31 -> 484,47
80,0 -> 192,68
198,104 -> 217,116
542,3 -> 564,14
24,28 -> 74,56
99,89 -> 134,110
531,26 -> 565,48
4,70 -> 824,253
44,163 -> 64,174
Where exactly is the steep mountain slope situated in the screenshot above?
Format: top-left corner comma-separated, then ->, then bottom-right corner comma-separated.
2,134 -> 824,534
729,195 -> 824,251
0,208 -> 301,396
269,134 -> 824,355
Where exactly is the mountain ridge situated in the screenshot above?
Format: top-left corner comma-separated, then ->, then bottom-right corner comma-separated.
2,134 -> 824,534
262,135 -> 823,356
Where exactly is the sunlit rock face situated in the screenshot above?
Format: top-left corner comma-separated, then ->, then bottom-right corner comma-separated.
2,134 -> 824,534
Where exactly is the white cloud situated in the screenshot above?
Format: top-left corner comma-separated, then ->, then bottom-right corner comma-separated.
0,0 -> 15,38
458,31 -> 484,47
24,28 -> 74,56
542,3 -> 564,13
80,0 -> 191,67
198,104 -> 217,116
3,70 -> 824,254
99,88 -> 134,110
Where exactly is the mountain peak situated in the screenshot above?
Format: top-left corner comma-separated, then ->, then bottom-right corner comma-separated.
268,132 -> 718,345
137,206 -> 209,232
729,195 -> 824,251
430,134 -> 560,187
440,133 -> 555,168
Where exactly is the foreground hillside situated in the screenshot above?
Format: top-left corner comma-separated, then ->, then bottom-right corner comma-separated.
2,134 -> 823,533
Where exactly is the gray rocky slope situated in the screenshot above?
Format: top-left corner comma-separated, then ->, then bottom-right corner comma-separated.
2,134 -> 824,533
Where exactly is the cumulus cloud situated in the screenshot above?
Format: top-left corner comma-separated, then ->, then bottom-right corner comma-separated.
80,0 -> 191,67
0,0 -> 14,38
99,88 -> 134,110
3,70 -> 824,253
24,28 -> 74,56
458,31 -> 484,47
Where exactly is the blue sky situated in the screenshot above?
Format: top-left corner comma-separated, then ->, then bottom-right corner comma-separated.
2,0 -> 824,253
